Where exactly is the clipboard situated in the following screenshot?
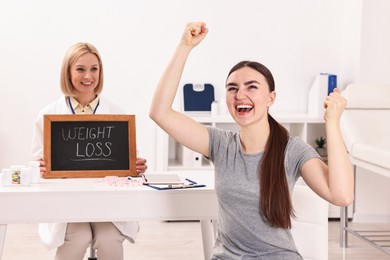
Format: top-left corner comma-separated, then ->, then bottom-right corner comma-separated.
145,183 -> 206,190
142,174 -> 206,190
142,173 -> 184,185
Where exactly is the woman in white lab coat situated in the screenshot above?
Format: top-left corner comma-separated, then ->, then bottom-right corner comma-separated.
31,42 -> 147,260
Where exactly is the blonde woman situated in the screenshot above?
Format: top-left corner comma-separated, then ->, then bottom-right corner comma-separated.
31,42 -> 147,260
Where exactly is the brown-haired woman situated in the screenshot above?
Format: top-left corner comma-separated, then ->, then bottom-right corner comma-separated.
150,22 -> 354,259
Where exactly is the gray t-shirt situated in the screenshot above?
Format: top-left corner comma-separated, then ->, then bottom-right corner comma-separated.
208,126 -> 320,260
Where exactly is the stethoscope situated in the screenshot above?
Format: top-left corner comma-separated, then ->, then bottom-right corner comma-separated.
67,96 -> 100,114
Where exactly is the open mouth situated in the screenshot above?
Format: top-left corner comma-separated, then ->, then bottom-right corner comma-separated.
236,104 -> 253,113
81,81 -> 93,86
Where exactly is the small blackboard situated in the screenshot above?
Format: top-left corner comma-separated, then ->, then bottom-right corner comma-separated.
44,114 -> 137,178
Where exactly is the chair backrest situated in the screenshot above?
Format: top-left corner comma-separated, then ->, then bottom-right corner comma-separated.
291,181 -> 329,260
342,83 -> 390,110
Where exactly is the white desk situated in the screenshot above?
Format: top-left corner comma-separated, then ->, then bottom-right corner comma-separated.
0,171 -> 217,260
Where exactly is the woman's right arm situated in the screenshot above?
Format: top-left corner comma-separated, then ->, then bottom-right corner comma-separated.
149,22 -> 210,157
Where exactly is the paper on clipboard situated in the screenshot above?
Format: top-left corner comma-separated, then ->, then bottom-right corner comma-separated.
142,173 -> 184,185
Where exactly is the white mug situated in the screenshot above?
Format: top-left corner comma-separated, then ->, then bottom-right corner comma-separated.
1,169 -> 12,186
20,167 -> 31,186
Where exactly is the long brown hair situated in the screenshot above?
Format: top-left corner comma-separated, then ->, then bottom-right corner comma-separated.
227,61 -> 292,228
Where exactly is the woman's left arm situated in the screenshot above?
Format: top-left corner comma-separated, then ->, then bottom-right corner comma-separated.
301,88 -> 354,206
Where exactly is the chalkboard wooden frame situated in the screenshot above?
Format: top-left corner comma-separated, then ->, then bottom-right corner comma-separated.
44,114 -> 137,178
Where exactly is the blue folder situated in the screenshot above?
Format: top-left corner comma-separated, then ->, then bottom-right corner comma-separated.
327,74 -> 337,95
320,73 -> 337,95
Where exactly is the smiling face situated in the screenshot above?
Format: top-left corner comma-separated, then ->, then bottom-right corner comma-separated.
226,66 -> 275,127
70,52 -> 100,101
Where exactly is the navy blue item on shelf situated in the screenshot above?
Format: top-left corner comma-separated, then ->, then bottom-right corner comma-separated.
183,83 -> 215,112
320,73 -> 337,95
327,74 -> 337,95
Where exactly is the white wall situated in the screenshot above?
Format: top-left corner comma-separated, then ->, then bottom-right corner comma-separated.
351,0 -> 390,222
339,0 -> 363,87
1,0 -> 389,223
359,0 -> 390,84
0,0 -> 362,172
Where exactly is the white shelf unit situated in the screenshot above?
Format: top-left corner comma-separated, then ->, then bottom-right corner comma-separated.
164,117 -> 232,171
154,112 -> 352,218
155,112 -> 326,172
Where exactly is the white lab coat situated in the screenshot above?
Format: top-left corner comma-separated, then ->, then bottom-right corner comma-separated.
31,96 -> 139,250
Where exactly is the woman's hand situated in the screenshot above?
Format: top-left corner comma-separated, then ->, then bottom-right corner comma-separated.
181,22 -> 208,48
37,158 -> 46,176
323,88 -> 347,123
38,157 -> 146,176
136,157 -> 148,174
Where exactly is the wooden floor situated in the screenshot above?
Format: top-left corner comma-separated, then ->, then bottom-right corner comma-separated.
2,220 -> 390,259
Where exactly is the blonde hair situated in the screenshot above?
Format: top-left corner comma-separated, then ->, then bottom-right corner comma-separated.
60,42 -> 104,96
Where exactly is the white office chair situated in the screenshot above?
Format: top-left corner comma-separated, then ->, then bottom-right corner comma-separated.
291,179 -> 329,260
204,180 -> 329,260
